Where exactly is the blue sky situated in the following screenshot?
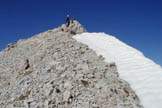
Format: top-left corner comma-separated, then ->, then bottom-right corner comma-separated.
0,0 -> 162,65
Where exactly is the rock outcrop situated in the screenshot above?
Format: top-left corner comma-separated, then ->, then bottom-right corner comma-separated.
0,21 -> 143,108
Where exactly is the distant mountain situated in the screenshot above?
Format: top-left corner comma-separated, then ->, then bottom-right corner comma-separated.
0,20 -> 143,108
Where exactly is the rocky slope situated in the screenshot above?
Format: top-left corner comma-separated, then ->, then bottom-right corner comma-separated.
0,21 -> 143,108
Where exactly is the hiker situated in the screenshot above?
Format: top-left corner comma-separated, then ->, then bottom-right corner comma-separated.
71,16 -> 75,24
66,15 -> 71,27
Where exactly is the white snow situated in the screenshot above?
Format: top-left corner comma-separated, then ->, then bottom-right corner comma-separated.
73,32 -> 162,108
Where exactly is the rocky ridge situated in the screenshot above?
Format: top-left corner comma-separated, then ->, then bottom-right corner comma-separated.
0,20 -> 143,108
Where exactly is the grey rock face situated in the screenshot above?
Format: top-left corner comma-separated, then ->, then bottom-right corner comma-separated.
0,21 -> 143,108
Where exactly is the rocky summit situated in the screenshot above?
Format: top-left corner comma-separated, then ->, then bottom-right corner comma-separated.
0,20 -> 143,108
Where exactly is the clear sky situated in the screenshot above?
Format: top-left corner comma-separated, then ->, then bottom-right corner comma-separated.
0,0 -> 162,66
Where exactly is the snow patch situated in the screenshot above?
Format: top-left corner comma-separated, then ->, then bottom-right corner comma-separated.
73,32 -> 162,108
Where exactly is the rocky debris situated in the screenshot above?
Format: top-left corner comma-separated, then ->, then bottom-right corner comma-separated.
110,62 -> 116,67
0,21 -> 143,108
60,20 -> 86,35
24,59 -> 30,70
6,43 -> 17,51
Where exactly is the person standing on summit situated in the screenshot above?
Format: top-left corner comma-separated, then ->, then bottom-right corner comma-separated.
66,15 -> 71,27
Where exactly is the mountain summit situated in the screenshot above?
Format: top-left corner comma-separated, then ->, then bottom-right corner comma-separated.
0,21 -> 143,108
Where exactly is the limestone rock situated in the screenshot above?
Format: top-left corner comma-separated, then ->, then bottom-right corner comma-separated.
0,21 -> 143,108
